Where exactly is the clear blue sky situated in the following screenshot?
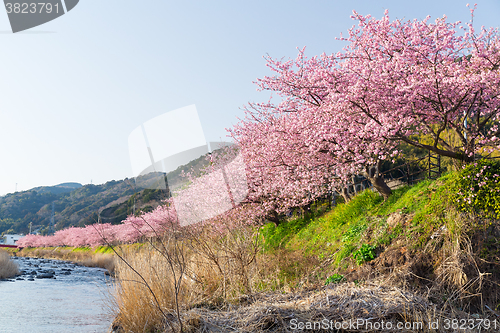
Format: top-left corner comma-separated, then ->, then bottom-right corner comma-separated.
0,0 -> 499,195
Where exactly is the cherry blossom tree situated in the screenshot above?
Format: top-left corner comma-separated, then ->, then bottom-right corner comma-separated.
231,96 -> 398,201
256,5 -> 500,170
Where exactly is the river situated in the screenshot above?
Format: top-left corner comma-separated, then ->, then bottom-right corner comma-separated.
0,256 -> 114,333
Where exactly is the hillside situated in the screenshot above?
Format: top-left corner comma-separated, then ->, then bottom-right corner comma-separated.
0,173 -> 165,236
31,182 -> 83,195
0,151 -> 214,236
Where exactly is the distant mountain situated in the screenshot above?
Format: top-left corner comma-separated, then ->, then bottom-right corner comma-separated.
0,151 -> 214,236
0,174 -> 169,236
31,182 -> 83,195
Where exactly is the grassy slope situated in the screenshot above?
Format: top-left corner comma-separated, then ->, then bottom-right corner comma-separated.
262,176 -> 452,262
260,172 -> 500,300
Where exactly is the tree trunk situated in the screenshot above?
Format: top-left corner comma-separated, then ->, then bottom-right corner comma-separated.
368,175 -> 392,199
341,187 -> 352,203
265,210 -> 281,226
364,161 -> 392,200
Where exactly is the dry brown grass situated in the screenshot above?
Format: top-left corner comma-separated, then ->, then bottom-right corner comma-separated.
110,211 -> 500,332
113,272 -> 497,333
79,253 -> 116,273
16,247 -> 115,274
112,225 -> 469,333
111,247 -> 196,332
181,282 -> 439,333
0,249 -> 19,279
431,214 -> 500,314
111,225 -> 268,332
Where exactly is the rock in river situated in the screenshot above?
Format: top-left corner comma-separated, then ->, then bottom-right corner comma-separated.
36,272 -> 55,279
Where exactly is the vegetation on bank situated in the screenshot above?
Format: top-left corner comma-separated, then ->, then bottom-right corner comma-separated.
0,249 -> 19,279
108,168 -> 500,333
262,178 -> 446,267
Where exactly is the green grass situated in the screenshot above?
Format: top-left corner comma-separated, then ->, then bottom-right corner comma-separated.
261,172 -> 461,269
72,246 -> 91,253
93,245 -> 114,254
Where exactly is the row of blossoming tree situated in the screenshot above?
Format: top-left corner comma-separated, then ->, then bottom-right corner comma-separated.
17,205 -> 177,247
18,6 -> 500,247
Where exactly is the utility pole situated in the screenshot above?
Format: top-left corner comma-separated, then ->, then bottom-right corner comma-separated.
50,202 -> 55,235
133,196 -> 136,215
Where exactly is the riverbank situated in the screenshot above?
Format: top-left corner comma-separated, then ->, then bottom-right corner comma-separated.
109,172 -> 500,333
11,245 -> 116,275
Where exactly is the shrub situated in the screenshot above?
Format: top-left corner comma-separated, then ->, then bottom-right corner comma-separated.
353,244 -> 376,265
325,273 -> 344,285
0,250 -> 19,279
453,159 -> 500,218
341,222 -> 367,243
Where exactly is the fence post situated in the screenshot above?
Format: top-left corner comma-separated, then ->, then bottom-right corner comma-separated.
407,163 -> 411,186
428,151 -> 442,179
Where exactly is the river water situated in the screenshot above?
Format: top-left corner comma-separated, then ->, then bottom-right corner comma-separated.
0,256 -> 114,333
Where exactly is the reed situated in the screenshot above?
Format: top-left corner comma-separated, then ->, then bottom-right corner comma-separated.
112,246 -> 195,333
78,253 -> 116,273
0,249 -> 19,279
111,225 -> 264,332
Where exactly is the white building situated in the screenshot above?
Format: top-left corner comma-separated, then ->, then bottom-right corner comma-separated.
3,234 -> 23,245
